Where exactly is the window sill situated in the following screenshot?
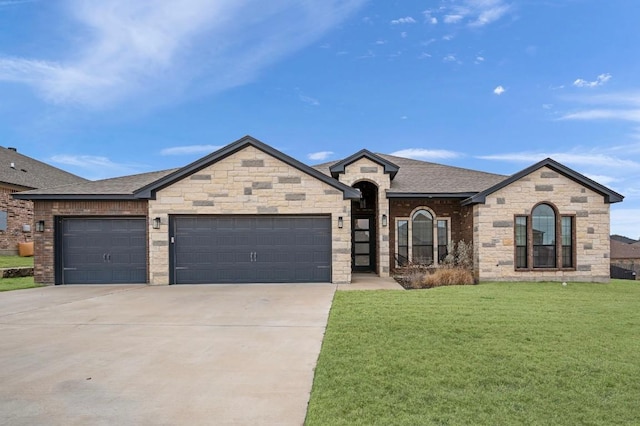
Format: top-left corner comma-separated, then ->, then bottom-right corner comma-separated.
515,268 -> 576,272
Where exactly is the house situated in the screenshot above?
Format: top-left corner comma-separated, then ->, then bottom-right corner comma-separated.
14,135 -> 623,285
610,236 -> 640,279
0,146 -> 87,255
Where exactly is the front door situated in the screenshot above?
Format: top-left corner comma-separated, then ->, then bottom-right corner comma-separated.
352,215 -> 376,272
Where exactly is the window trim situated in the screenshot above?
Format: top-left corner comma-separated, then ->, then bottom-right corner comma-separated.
513,202 -> 576,272
395,207 -> 451,267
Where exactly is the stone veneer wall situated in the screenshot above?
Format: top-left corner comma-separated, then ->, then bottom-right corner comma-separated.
0,186 -> 34,255
32,200 -> 148,284
148,145 -> 352,285
473,166 -> 610,282
337,158 -> 391,277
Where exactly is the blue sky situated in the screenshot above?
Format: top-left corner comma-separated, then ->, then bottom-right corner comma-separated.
0,0 -> 639,238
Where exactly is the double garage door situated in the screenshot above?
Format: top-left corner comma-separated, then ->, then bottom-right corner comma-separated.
171,215 -> 331,284
58,215 -> 331,284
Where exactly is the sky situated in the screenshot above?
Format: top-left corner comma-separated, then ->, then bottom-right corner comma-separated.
0,0 -> 639,238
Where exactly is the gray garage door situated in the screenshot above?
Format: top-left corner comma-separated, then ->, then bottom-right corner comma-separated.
59,218 -> 147,284
171,215 -> 331,284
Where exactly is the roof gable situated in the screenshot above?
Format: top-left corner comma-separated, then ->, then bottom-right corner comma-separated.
462,158 -> 624,205
329,149 -> 399,179
134,135 -> 361,200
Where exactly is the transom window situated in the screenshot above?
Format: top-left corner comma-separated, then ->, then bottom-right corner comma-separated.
514,203 -> 575,270
396,209 -> 449,266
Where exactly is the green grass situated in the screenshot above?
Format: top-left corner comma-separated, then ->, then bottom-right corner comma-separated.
0,276 -> 41,292
306,280 -> 640,425
0,255 -> 34,268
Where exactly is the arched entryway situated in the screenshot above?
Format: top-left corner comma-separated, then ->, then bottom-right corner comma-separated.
352,181 -> 378,273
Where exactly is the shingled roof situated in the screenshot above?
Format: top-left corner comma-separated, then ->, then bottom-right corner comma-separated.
0,146 -> 87,189
14,169 -> 177,200
611,239 -> 640,260
314,154 -> 507,196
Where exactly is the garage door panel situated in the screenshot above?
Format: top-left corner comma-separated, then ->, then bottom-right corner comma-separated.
60,218 -> 147,285
172,215 -> 331,284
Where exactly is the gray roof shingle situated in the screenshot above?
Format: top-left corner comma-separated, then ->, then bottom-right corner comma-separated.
15,169 -> 177,199
314,153 -> 507,195
0,146 -> 87,189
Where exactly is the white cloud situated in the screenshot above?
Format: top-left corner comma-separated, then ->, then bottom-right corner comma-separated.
439,0 -> 511,27
584,174 -> 619,186
477,151 -> 640,170
0,0 -> 366,108
50,154 -> 146,179
443,54 -> 457,62
559,109 -> 640,123
375,40 -> 387,45
299,94 -> 319,106
160,145 -> 222,156
573,73 -> 612,88
401,31 -> 408,38
611,208 -> 640,239
493,85 -> 505,95
444,14 -> 463,24
390,148 -> 461,160
475,56 -> 485,63
391,16 -> 416,24
308,151 -> 333,161
422,10 -> 438,24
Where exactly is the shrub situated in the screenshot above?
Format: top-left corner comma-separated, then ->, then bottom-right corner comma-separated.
421,268 -> 475,288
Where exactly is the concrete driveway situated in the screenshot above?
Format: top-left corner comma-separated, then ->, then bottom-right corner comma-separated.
0,284 -> 336,425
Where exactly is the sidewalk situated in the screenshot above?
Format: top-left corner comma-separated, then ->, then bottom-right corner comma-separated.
337,273 -> 404,291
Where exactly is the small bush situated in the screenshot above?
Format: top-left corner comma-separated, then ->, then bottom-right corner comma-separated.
421,268 -> 475,288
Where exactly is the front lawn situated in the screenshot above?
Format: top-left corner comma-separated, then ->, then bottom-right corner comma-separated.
0,255 -> 34,268
306,280 -> 640,425
0,277 -> 41,292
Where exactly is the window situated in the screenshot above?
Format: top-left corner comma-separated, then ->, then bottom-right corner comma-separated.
514,203 -> 575,270
0,211 -> 6,231
437,220 -> 448,262
397,220 -> 408,266
515,216 -> 527,268
412,210 -> 434,264
396,209 -> 450,267
561,216 -> 573,268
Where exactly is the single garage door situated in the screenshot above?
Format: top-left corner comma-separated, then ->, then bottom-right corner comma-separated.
171,215 -> 331,284
59,218 -> 147,284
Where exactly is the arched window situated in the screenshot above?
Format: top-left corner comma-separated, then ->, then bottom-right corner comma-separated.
412,210 -> 433,264
532,204 -> 556,268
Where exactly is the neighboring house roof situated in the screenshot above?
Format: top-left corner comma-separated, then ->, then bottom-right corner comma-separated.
328,150 -> 399,180
611,234 -> 639,245
0,146 -> 87,190
611,239 -> 640,260
462,157 -> 624,205
14,169 -> 178,200
315,154 -> 506,197
15,136 -> 361,201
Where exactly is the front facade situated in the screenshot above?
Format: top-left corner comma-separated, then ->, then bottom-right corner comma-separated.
15,136 -> 623,285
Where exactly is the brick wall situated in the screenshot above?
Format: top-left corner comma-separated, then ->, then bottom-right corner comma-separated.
473,166 -> 611,282
33,200 -> 148,284
389,198 -> 469,270
0,186 -> 34,255
148,145 -> 352,284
